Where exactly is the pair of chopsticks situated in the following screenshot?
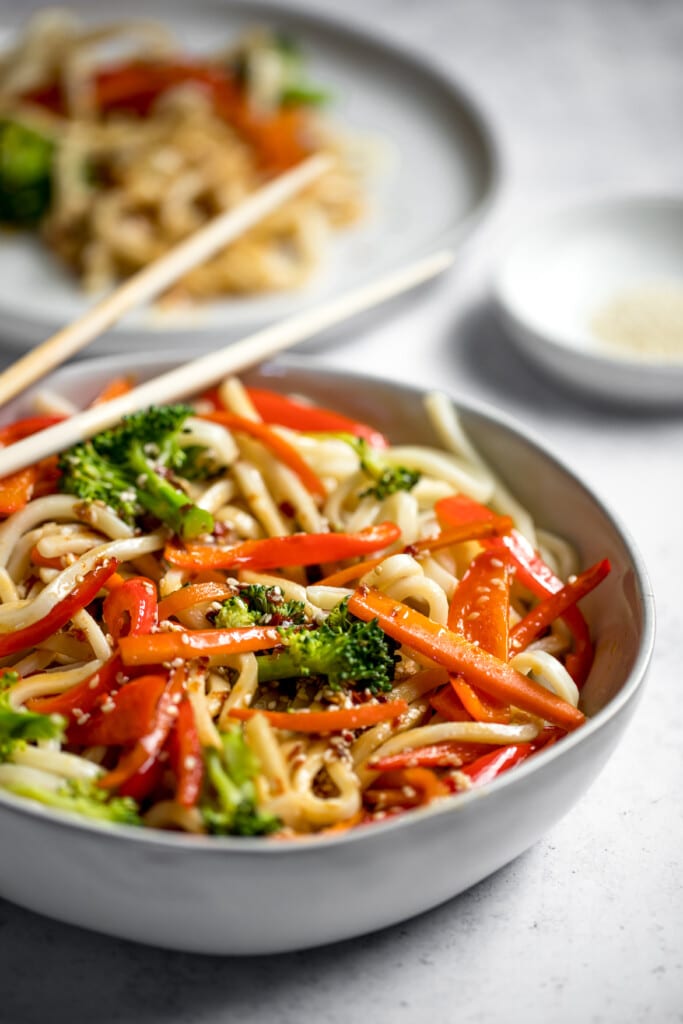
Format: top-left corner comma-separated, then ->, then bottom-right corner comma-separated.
0,153 -> 453,476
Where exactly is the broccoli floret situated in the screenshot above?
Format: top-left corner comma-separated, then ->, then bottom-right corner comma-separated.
0,119 -> 53,224
2,776 -> 141,825
0,671 -> 65,761
256,598 -> 398,693
336,434 -> 420,501
201,727 -> 280,837
214,584 -> 306,629
355,437 -> 420,501
173,444 -> 223,482
230,30 -> 330,108
59,404 -> 215,539
0,673 -> 137,823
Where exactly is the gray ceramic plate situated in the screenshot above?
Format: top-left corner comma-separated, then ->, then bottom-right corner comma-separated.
0,356 -> 654,954
0,0 -> 497,353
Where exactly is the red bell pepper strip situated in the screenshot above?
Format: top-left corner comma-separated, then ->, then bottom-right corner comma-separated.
509,558 -> 611,655
348,586 -> 586,731
0,468 -> 39,517
0,558 -> 119,657
0,415 -> 65,447
228,700 -> 409,733
1,455 -> 63,514
435,494 -> 596,686
429,685 -> 473,722
157,581 -> 233,622
455,743 -> 537,788
245,387 -> 390,449
117,755 -> 166,803
0,415 -> 66,516
100,665 -> 185,793
27,653 -> 126,718
32,455 -> 62,499
446,549 -> 512,723
68,673 -> 168,748
119,625 -> 282,666
24,61 -> 310,172
164,521 -> 401,574
369,742 -> 491,771
202,410 -> 326,500
89,376 -> 134,407
170,698 -> 204,808
449,549 -> 511,659
316,517 -> 513,589
102,577 -> 158,641
502,531 -> 595,685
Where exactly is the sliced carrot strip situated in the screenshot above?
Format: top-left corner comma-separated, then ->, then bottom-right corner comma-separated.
317,518 -> 512,588
203,411 -> 326,500
89,376 -> 134,407
157,582 -> 233,622
348,586 -> 585,732
119,625 -> 282,666
228,700 -> 409,733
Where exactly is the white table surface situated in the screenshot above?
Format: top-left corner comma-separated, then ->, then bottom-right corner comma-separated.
1,1 -> 682,1021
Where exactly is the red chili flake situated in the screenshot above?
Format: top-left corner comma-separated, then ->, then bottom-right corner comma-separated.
279,500 -> 296,519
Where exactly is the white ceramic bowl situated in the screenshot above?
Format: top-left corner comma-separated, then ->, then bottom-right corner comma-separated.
0,357 -> 654,954
493,196 -> 683,406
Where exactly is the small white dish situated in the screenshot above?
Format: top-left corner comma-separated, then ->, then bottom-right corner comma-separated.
493,196 -> 683,406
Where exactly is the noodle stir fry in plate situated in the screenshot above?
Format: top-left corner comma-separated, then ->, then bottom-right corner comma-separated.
0,377 -> 609,838
0,11 -> 364,299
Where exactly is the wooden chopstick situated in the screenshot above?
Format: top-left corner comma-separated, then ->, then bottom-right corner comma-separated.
0,249 -> 454,476
0,153 -> 331,408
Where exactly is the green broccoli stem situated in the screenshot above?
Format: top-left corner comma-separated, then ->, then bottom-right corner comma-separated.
0,119 -> 53,225
128,441 -> 213,539
256,649 -> 310,684
3,780 -> 141,825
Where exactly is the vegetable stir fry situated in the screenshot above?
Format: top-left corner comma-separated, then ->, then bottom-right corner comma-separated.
0,13 -> 365,299
0,377 -> 609,837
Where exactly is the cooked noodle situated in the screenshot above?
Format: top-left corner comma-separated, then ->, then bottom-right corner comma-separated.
0,11 -> 365,301
0,376 -> 604,838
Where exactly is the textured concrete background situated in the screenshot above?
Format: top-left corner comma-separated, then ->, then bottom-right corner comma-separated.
0,1 -> 681,1021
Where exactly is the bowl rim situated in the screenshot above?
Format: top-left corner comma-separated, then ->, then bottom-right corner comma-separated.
0,355 -> 656,852
492,190 -> 683,373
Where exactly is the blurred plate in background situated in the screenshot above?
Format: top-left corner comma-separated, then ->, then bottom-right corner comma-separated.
0,0 -> 498,355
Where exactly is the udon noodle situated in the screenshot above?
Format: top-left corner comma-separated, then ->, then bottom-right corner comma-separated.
0,377 -> 607,838
0,11 -> 364,299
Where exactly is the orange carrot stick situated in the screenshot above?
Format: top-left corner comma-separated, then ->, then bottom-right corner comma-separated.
348,586 -> 586,731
